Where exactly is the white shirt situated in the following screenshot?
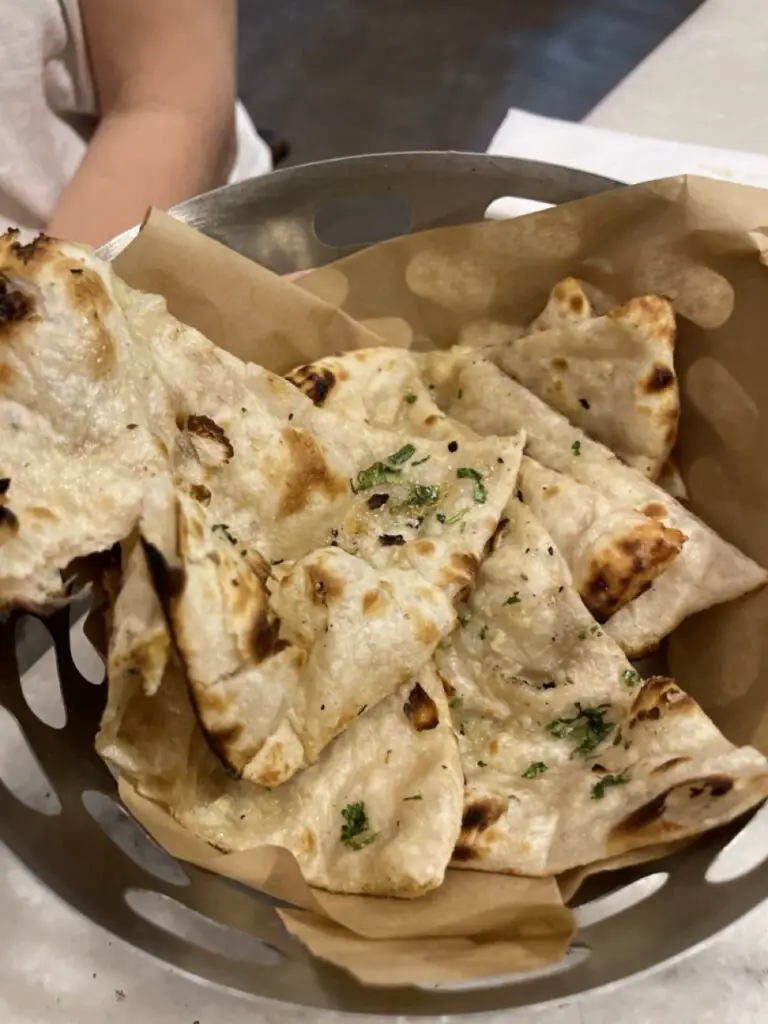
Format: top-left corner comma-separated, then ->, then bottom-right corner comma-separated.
0,0 -> 271,237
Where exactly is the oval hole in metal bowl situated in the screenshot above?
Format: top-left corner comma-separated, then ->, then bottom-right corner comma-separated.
313,194 -> 412,248
706,803 -> 768,884
0,705 -> 61,815
575,872 -> 669,929
82,790 -> 189,887
16,617 -> 67,729
125,889 -> 283,966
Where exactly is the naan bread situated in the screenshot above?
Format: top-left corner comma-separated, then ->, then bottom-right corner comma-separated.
98,560 -> 464,897
120,297 -> 522,595
494,279 -> 679,478
435,500 -> 768,875
528,277 -> 594,332
441,353 -> 767,656
286,347 -> 691,633
0,233 -> 175,609
518,457 -> 686,621
138,480 -> 456,785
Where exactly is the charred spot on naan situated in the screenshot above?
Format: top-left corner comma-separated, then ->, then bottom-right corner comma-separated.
140,538 -> 186,610
608,774 -> 739,851
644,364 -> 676,393
651,756 -> 692,775
286,362 -> 337,405
186,414 -> 235,464
484,517 -> 509,557
580,521 -> 687,621
0,504 -> 19,537
188,483 -> 212,506
642,502 -> 668,520
437,551 -> 480,599
0,273 -> 33,326
361,587 -> 391,616
629,676 -> 695,728
610,295 -> 676,346
532,278 -> 592,329
277,427 -> 348,518
65,267 -> 118,378
403,682 -> 439,731
306,561 -> 345,606
453,795 -> 508,861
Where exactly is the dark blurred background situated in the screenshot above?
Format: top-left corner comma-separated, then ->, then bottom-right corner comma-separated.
238,0 -> 703,167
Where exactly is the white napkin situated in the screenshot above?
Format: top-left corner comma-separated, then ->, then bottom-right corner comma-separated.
484,108 -> 768,219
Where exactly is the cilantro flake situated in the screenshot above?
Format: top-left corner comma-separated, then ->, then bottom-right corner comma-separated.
457,466 -> 487,504
591,770 -> 630,800
340,803 -> 378,850
522,761 -> 548,779
388,443 -> 416,466
547,703 -> 613,756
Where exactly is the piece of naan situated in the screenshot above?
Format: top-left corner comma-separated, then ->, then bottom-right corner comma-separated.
137,481 -> 456,785
0,233 -> 175,609
517,457 -> 686,621
441,353 -> 767,656
98,556 -> 464,897
287,346 -> 690,634
435,499 -> 768,875
120,292 -> 523,595
493,278 -> 679,479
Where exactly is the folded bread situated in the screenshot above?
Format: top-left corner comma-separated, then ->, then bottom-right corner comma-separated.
440,353 -> 767,656
137,480 -> 457,785
98,543 -> 463,897
435,498 -> 768,875
0,233 -> 175,608
493,279 -> 679,479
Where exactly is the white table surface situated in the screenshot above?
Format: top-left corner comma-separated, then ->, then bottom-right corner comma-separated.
4,0 -> 768,1020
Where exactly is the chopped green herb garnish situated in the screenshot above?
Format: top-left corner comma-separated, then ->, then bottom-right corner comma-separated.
404,393 -> 418,404
411,455 -> 431,467
547,703 -> 613,757
400,483 -> 441,509
403,794 -> 423,801
591,770 -> 630,800
340,803 -> 378,850
577,630 -> 588,641
571,440 -> 582,456
436,507 -> 469,525
622,668 -> 641,688
505,593 -> 521,605
589,624 -> 602,636
351,461 -> 402,492
388,443 -> 416,466
522,761 -> 548,779
459,612 -> 472,627
457,467 -> 487,504
479,625 -> 489,640
212,523 -> 238,546
448,696 -> 463,709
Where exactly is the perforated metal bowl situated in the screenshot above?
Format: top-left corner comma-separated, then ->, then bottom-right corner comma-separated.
3,152 -> 768,1018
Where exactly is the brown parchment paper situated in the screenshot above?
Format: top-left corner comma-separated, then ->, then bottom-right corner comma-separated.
113,209 -> 400,373
107,175 -> 768,983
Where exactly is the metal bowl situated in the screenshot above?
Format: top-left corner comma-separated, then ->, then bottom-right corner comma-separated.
3,151 -> 766,1018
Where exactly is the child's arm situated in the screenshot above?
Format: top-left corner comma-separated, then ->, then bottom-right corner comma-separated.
47,0 -> 238,246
